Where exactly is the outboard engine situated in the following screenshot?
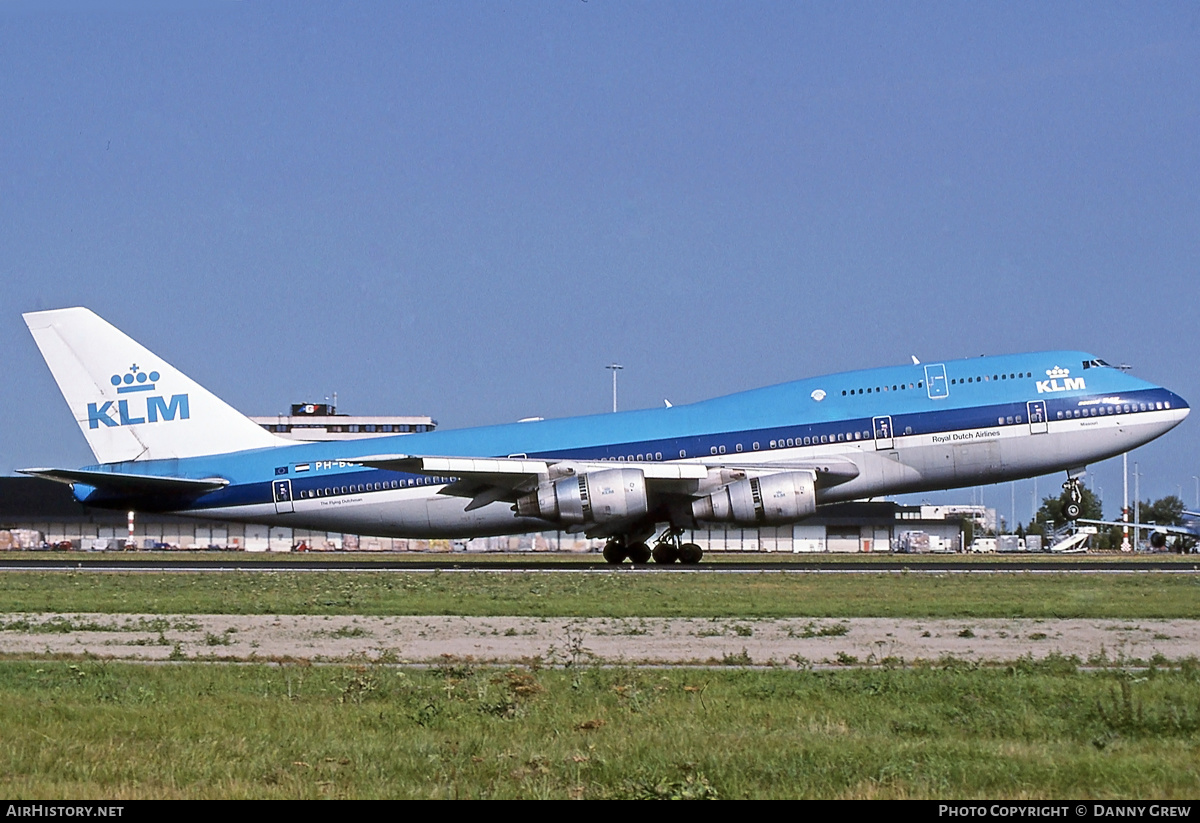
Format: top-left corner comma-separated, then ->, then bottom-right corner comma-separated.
691,471 -> 816,526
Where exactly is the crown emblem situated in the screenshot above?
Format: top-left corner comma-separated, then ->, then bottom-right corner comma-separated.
110,364 -> 160,394
1045,366 -> 1070,379
811,389 -> 826,402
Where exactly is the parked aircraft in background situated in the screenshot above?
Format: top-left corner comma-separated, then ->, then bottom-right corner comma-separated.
1078,512 -> 1200,553
20,308 -> 1190,563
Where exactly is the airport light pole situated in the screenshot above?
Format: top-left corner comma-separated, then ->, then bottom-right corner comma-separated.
1117,365 -> 1135,549
1193,476 -> 1198,510
1121,452 -> 1130,552
606,363 -> 623,413
1134,462 -> 1142,550
1011,482 -> 1015,536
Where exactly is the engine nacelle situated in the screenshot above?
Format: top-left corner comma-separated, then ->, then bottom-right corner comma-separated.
691,471 -> 816,526
515,468 -> 649,526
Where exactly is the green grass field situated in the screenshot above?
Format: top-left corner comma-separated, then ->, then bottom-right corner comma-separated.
0,569 -> 1197,618
2,569 -> 1198,798
2,659 -> 1198,799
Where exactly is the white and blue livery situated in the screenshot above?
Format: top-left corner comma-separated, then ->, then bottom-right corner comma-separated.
21,308 -> 1190,563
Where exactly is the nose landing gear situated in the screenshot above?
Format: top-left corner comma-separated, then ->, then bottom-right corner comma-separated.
1063,476 -> 1083,520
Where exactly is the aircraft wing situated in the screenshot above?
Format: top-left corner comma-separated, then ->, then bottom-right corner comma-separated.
346,454 -> 711,510
344,453 -> 859,511
18,468 -> 229,497
349,453 -> 710,480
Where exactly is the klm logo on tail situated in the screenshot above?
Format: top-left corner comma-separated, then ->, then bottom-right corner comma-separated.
1036,366 -> 1086,395
87,365 -> 190,429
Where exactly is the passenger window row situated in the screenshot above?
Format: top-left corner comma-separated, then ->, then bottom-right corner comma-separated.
1056,401 -> 1169,420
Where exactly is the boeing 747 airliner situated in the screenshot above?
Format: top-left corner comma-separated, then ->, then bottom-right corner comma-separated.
20,308 -> 1190,563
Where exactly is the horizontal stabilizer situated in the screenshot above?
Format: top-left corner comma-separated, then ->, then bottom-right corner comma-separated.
18,467 -> 229,497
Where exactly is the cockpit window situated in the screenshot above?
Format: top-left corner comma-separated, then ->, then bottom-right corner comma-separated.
1082,359 -> 1111,369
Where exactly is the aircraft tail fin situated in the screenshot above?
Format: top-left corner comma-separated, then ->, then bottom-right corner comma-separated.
23,307 -> 286,464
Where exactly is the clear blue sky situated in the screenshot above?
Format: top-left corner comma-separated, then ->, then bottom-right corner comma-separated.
3,2 -> 1198,522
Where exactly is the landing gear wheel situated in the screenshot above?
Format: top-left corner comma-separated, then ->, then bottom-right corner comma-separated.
652,542 -> 680,564
602,539 -> 627,565
1065,502 -> 1082,520
626,542 -> 652,564
649,526 -> 704,565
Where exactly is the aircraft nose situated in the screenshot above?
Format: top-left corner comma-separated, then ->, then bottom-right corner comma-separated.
1165,389 -> 1190,421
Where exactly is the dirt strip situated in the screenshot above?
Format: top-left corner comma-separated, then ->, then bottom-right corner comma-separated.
1,614 -> 1197,666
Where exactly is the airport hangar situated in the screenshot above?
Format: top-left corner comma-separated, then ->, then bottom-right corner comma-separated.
0,403 -> 972,553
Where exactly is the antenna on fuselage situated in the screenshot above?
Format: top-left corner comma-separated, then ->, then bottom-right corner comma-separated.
911,355 -> 920,365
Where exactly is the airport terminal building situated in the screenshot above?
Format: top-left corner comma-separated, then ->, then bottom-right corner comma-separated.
249,402 -> 436,441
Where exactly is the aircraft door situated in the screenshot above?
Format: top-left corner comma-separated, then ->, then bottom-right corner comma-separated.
924,364 -> 949,399
872,416 -> 894,450
272,479 -> 295,514
1027,401 -> 1047,435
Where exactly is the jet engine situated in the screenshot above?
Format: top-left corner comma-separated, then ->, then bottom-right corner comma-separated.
515,468 -> 649,526
691,471 -> 816,526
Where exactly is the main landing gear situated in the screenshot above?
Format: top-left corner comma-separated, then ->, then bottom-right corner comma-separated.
1063,476 -> 1084,521
651,527 -> 703,565
602,536 -> 651,564
601,527 -> 703,565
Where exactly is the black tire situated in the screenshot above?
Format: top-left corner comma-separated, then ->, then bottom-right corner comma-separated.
1065,503 -> 1081,520
627,542 -> 652,564
652,543 -> 680,564
678,542 -> 704,565
602,542 -> 627,564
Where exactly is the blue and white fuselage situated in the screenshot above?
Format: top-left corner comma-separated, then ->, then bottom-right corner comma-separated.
21,309 -> 1190,559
